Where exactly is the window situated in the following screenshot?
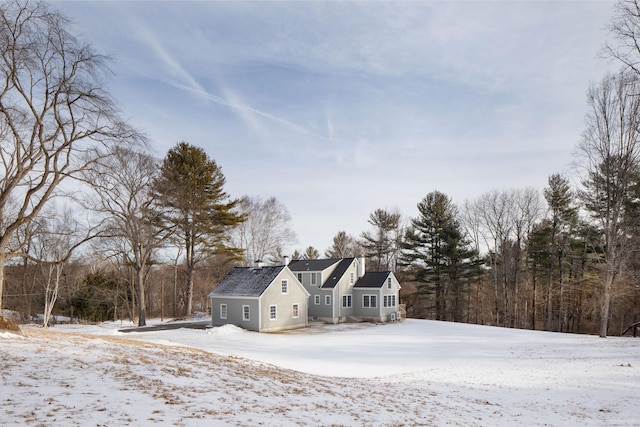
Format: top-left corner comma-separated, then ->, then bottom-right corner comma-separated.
292,304 -> 299,318
281,280 -> 288,294
325,295 -> 331,305
342,294 -> 352,308
270,305 -> 277,320
363,294 -> 377,308
311,273 -> 317,286
383,295 -> 388,308
350,272 -> 355,284
314,295 -> 320,305
387,277 -> 392,289
384,295 -> 395,307
242,305 -> 250,321
297,273 -> 303,283
220,304 -> 227,319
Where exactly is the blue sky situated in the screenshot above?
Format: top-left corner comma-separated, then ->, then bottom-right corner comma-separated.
60,1 -> 616,253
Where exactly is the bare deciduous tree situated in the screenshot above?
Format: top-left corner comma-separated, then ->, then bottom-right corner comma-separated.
0,1 -> 138,311
27,206 -> 90,327
577,71 -> 640,338
84,147 -> 164,326
231,196 -> 296,265
464,188 -> 542,327
606,0 -> 640,75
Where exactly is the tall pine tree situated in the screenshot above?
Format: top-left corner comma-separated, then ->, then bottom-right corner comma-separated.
361,209 -> 403,271
543,173 -> 579,332
154,142 -> 244,315
402,191 -> 482,321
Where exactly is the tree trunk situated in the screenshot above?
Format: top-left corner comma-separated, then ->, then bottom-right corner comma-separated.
531,266 -> 537,330
173,262 -> 178,317
186,266 -> 194,316
43,263 -> 63,328
185,234 -> 194,316
21,257 -> 32,321
491,246 -> 500,325
545,266 -> 553,331
136,267 -> 146,327
599,271 -> 614,338
513,241 -> 521,328
113,281 -> 118,322
557,253 -> 564,332
0,249 -> 5,314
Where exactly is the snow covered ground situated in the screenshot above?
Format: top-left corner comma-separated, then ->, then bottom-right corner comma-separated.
1,318 -> 638,426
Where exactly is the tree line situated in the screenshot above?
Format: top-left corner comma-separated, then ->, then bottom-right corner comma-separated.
2,1 -> 640,337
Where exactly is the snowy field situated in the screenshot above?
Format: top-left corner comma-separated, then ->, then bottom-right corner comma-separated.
1,318 -> 638,426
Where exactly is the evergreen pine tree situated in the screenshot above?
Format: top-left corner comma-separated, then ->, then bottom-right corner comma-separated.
402,191 -> 482,321
154,142 -> 244,315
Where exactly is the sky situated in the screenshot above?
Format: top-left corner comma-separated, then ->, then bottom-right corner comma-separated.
3,318 -> 639,425
58,1 -> 618,254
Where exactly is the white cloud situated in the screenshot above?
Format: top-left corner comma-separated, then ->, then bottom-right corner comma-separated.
58,0 -> 618,250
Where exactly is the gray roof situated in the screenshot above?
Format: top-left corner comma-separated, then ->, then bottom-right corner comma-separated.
209,266 -> 285,297
288,258 -> 341,272
321,258 -> 355,289
353,271 -> 390,288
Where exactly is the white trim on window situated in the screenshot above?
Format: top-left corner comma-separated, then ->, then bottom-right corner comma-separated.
292,303 -> 299,318
342,294 -> 352,308
384,295 -> 395,307
242,305 -> 250,321
387,277 -> 392,289
269,305 -> 277,320
281,279 -> 288,294
363,294 -> 377,308
314,295 -> 320,305
220,304 -> 227,319
325,295 -> 331,305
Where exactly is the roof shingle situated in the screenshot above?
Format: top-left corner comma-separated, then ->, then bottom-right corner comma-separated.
288,259 -> 341,272
321,258 -> 354,289
353,271 -> 390,288
209,266 -> 284,297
